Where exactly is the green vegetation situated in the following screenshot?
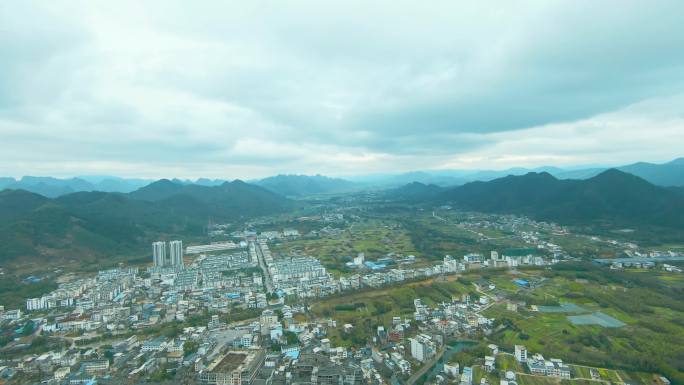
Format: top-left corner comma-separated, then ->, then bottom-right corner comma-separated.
0,275 -> 57,309
481,264 -> 684,385
437,169 -> 684,233
271,217 -> 418,276
311,278 -> 469,347
254,174 -> 357,197
183,340 -> 199,357
0,180 -> 293,269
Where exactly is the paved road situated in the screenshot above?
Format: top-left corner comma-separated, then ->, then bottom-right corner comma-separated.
405,347 -> 446,385
254,242 -> 275,293
472,282 -> 497,313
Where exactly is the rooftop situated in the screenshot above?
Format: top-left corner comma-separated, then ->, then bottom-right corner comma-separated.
210,352 -> 247,373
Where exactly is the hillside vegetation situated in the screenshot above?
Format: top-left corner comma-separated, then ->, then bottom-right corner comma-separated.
0,181 -> 292,268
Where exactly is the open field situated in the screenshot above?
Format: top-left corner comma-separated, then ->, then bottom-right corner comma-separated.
497,353 -> 526,372
270,217 -> 418,276
309,277 -> 469,347
479,266 -> 684,385
517,374 -> 562,385
268,209 -> 684,383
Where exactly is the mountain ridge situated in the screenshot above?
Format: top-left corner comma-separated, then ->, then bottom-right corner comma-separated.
434,169 -> 684,228
0,180 -> 293,267
254,174 -> 358,197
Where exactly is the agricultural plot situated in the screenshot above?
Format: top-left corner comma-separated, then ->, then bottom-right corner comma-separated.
538,303 -> 587,313
270,217 -> 418,276
309,278 -> 469,347
517,374 -> 562,385
567,312 -> 626,328
496,353 -> 526,372
482,267 -> 684,385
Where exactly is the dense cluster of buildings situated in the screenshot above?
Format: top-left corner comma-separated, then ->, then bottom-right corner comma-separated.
4,216 -> 674,385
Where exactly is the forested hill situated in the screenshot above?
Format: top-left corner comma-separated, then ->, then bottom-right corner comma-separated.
0,180 -> 292,267
254,174 -> 358,197
436,169 -> 684,228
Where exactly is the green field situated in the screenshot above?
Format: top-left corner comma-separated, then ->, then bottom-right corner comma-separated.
309,277 -> 469,347
517,374 -> 561,385
479,265 -> 684,385
268,209 -> 684,384
497,353 -> 526,372
270,217 -> 419,276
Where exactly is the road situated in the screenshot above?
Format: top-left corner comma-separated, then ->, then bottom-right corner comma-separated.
405,347 -> 446,385
472,282 -> 497,313
253,241 -> 275,293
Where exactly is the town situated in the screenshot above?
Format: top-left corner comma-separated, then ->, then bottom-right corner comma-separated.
1,208 -> 682,385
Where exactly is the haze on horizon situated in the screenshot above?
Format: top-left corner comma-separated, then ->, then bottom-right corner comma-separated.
1,1 -> 683,180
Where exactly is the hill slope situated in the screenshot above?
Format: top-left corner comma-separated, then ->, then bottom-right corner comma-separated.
130,179 -> 292,218
0,181 -> 293,268
254,174 -> 357,196
385,182 -> 445,202
0,176 -> 152,197
437,169 -> 684,228
617,158 -> 684,187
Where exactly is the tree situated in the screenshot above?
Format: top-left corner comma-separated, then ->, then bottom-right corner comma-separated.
283,331 -> 299,345
184,341 -> 200,357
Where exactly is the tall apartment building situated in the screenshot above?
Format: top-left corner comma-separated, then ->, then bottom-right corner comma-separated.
410,334 -> 436,363
152,240 -> 184,268
153,241 -> 167,267
169,240 -> 184,267
515,344 -> 528,362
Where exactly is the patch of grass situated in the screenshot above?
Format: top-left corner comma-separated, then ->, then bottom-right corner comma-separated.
517,374 -> 561,385
497,353 -> 526,372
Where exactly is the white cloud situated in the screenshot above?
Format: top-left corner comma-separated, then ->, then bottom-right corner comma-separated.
442,95 -> 684,170
0,0 -> 683,178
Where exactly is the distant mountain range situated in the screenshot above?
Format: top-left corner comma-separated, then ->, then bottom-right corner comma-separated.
0,176 -> 152,197
253,174 -> 358,197
391,169 -> 684,229
384,182 -> 445,202
129,179 -> 293,218
0,180 -> 291,267
2,157 -> 681,199
2,165 -> 683,269
350,157 -> 684,188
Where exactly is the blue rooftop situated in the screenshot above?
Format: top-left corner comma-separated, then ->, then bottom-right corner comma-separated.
364,261 -> 387,270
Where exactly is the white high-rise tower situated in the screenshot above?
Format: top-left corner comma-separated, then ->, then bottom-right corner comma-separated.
169,240 -> 184,267
153,241 -> 166,267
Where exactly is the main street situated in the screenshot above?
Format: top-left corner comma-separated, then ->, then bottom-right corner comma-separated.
253,241 -> 275,293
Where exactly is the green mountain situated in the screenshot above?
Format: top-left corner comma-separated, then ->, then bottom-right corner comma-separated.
550,158 -> 684,186
436,169 -> 684,228
254,174 -> 358,197
0,176 -> 152,197
0,189 -> 50,220
617,158 -> 684,187
130,179 -> 292,218
385,182 -> 445,202
0,181 -> 292,268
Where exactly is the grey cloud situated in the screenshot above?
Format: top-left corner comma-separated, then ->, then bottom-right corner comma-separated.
0,0 -> 683,177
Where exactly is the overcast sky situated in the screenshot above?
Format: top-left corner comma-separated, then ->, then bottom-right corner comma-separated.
1,1 -> 683,179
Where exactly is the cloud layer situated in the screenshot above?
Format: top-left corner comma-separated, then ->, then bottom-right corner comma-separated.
1,1 -> 683,178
